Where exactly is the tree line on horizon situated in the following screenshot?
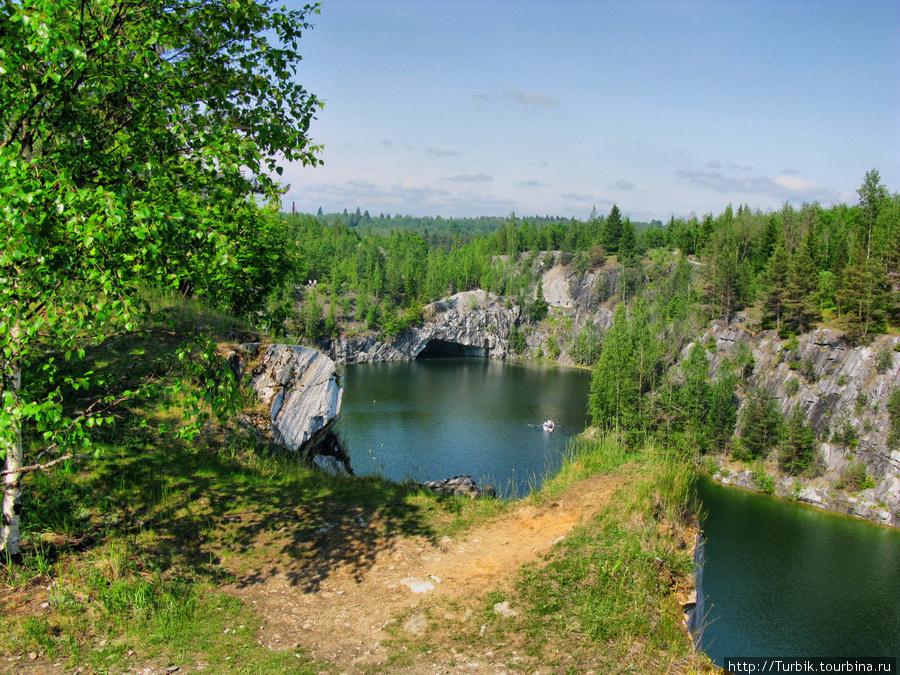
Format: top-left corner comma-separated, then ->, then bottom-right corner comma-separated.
277,170 -> 898,347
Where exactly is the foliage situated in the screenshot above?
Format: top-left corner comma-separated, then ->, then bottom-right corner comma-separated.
571,321 -> 603,366
887,388 -> 900,449
836,461 -> 876,492
753,470 -> 776,495
516,437 -> 700,671
588,305 -> 639,434
507,325 -> 527,355
735,386 -> 782,460
525,280 -> 549,322
1,0 -> 322,552
876,345 -> 895,374
778,406 -> 818,476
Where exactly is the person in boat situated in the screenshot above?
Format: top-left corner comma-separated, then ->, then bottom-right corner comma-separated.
543,419 -> 555,432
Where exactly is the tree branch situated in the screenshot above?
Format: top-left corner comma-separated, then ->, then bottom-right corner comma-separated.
0,453 -> 95,477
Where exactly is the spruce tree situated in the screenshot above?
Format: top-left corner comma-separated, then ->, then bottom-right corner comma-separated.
588,304 -> 638,431
784,232 -> 820,333
762,243 -> 790,333
779,405 -> 817,475
603,205 -> 623,254
737,386 -> 782,460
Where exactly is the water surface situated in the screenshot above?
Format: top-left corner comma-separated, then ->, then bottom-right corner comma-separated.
697,473 -> 900,662
336,358 -> 592,496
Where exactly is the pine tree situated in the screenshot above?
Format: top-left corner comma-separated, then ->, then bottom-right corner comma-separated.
589,304 -> 638,431
779,405 -> 817,475
784,232 -> 820,333
603,205 -> 623,254
837,247 -> 890,342
736,386 -> 782,460
680,344 -> 712,450
762,243 -> 790,333
708,362 -> 738,451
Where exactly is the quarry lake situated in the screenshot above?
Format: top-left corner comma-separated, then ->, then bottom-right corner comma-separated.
697,472 -> 900,664
336,358 -> 592,497
336,358 -> 900,662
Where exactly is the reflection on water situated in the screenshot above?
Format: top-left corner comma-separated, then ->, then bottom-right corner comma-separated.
336,358 -> 592,497
697,473 -> 900,664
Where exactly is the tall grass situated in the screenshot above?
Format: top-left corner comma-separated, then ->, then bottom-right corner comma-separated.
511,434 -> 704,673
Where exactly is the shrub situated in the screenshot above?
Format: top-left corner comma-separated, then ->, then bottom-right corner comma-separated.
837,461 -> 874,492
876,346 -> 895,374
754,471 -> 775,494
785,378 -> 800,396
887,388 -> 900,448
508,325 -> 527,354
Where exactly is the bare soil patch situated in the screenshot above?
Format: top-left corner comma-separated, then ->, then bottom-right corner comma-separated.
224,473 -> 621,673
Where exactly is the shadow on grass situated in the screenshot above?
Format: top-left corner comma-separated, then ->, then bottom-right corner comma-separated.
18,301 -> 441,594
33,422 -> 442,594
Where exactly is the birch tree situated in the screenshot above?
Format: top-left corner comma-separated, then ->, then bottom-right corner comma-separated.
1,0 -> 322,554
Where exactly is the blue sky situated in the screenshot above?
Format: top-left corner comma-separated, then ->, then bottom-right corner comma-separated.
279,0 -> 900,222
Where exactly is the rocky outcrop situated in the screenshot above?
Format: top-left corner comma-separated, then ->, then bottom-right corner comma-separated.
699,322 -> 900,526
235,344 -> 352,473
327,290 -> 520,363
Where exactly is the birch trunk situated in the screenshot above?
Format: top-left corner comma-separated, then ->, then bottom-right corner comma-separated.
1,344 -> 22,556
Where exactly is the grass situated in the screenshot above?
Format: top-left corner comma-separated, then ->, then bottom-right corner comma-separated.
1,403 -> 509,672
454,436 -> 708,674
2,426 -> 708,673
2,297 -> 707,672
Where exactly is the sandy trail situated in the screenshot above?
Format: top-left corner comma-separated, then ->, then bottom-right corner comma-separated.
225,473 -> 620,673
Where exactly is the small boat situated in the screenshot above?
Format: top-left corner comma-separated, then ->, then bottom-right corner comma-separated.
543,420 -> 555,432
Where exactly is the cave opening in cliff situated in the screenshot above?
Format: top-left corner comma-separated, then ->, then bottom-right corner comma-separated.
415,339 -> 487,359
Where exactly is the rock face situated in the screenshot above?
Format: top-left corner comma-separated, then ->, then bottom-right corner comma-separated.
236,344 -> 351,472
327,290 -> 520,363
699,321 -> 900,526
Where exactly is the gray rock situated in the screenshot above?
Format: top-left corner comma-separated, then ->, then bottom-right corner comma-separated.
422,475 -> 496,499
328,290 -> 519,363
235,344 -> 351,472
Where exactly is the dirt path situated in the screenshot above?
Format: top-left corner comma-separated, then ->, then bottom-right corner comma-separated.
225,473 -> 620,674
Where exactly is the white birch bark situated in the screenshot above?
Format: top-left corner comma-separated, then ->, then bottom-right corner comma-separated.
1,345 -> 22,555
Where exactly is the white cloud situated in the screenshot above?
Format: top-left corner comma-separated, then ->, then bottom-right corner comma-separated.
503,86 -> 559,106
608,180 -> 635,191
443,173 -> 493,183
561,192 -> 594,201
676,167 -> 845,204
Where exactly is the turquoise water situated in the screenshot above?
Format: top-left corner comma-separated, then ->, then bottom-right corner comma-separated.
336,358 -> 592,497
697,473 -> 900,662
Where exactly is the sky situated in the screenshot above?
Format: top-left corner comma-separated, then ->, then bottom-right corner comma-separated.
278,0 -> 900,222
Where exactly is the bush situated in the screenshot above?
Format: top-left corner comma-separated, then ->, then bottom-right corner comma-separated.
887,388 -> 900,448
876,346 -> 895,374
508,325 -> 527,354
785,378 -> 800,396
754,471 -> 775,494
837,461 -> 875,492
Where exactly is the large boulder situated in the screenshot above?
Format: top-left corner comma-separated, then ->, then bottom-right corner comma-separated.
236,344 -> 351,472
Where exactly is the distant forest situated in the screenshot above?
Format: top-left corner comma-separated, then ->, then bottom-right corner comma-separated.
264,170 -> 897,349
306,207 -> 662,244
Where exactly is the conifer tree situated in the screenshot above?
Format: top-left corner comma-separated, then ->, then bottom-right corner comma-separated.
837,247 -> 890,342
779,405 -> 818,475
784,232 -> 820,333
762,243 -> 790,333
603,205 -> 623,254
589,304 -> 638,431
736,386 -> 782,460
